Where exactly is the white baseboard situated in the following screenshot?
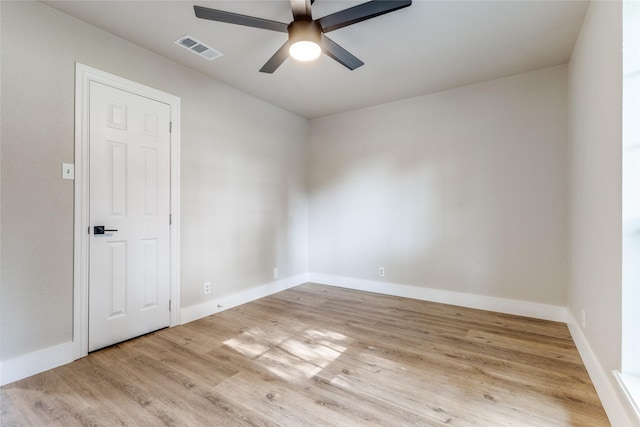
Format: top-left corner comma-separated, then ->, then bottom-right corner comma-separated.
180,274 -> 308,324
0,341 -> 77,386
3,273 -> 634,427
308,273 -> 568,322
566,311 -> 636,426
614,371 -> 640,425
1,275 -> 308,387
309,273 -> 640,424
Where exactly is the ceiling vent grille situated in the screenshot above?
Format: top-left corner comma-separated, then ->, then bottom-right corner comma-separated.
175,35 -> 223,61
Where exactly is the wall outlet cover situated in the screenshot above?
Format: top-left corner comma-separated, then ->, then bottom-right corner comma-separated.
62,163 -> 75,180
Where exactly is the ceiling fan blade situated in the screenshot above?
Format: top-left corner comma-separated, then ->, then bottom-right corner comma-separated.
321,35 -> 364,70
259,41 -> 291,73
194,5 -> 288,33
290,0 -> 312,21
318,0 -> 412,33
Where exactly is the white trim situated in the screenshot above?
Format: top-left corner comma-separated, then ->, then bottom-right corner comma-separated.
0,342 -> 76,386
0,274 -> 304,386
309,273 -> 640,423
74,63 -> 181,360
169,99 -> 181,328
180,274 -> 308,324
614,371 -> 640,424
4,271 -> 636,427
307,273 -> 567,322
566,311 -> 636,426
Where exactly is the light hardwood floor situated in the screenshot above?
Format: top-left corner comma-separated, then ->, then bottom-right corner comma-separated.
1,283 -> 609,426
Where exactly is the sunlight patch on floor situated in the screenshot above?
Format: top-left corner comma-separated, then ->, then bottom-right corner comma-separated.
224,327 -> 352,381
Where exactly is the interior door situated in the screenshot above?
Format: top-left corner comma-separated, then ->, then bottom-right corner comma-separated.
89,81 -> 171,351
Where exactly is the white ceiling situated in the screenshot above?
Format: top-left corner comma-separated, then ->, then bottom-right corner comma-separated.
42,0 -> 589,119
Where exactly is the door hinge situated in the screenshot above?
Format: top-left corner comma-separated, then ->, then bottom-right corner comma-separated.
169,214 -> 172,225
88,226 -> 90,235
169,122 -> 172,133
169,300 -> 171,311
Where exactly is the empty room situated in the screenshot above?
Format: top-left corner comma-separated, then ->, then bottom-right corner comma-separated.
1,0 -> 639,425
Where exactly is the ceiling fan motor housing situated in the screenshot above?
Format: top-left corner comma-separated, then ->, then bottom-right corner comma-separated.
288,20 -> 322,46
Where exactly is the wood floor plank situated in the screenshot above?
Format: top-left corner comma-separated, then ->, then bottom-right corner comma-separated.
126,333 -> 238,385
1,283 -> 609,426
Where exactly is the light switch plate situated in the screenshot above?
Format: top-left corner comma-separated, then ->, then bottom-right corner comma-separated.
62,163 -> 75,180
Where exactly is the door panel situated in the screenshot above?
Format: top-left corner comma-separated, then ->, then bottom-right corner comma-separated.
107,240 -> 127,318
142,238 -> 159,309
143,148 -> 158,215
89,81 -> 171,351
109,141 -> 127,216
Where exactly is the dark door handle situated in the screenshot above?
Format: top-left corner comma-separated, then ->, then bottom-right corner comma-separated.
94,226 -> 118,235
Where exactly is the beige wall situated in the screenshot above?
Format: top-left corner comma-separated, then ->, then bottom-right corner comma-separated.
308,66 -> 568,305
3,8 -> 629,418
0,1 -> 309,361
567,0 -> 635,421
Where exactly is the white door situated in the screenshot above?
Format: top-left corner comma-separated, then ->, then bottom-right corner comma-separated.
89,81 -> 171,351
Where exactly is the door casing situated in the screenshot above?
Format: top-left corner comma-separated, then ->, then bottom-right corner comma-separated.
74,63 -> 181,358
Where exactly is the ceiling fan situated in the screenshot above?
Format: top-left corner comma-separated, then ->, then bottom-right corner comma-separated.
193,0 -> 412,73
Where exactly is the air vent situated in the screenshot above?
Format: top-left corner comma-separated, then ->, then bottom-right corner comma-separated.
175,35 -> 223,61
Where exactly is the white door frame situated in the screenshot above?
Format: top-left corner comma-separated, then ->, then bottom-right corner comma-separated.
73,63 -> 181,359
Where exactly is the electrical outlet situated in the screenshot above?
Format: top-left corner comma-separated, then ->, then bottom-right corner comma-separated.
581,309 -> 586,328
273,267 -> 279,279
204,282 -> 211,295
379,267 -> 385,277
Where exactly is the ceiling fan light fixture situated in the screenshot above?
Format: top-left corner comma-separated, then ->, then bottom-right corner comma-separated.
287,20 -> 322,62
289,40 -> 321,61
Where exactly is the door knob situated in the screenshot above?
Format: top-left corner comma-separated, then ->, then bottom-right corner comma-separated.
94,226 -> 118,235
